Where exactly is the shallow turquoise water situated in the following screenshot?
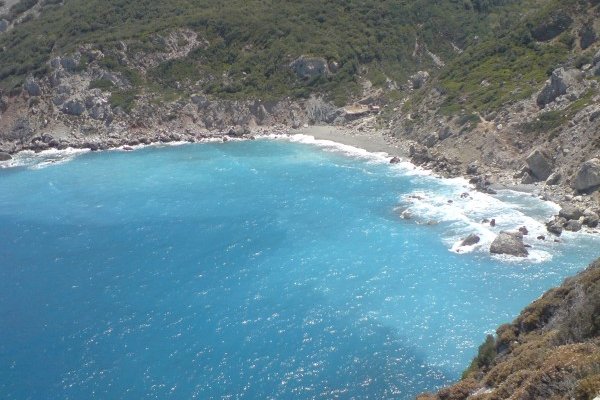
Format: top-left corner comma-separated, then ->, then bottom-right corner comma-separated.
1,138 -> 598,399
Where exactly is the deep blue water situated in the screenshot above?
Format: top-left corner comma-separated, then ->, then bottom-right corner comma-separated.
1,138 -> 598,399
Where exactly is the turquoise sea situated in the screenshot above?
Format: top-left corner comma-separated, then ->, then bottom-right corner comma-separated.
1,136 -> 598,399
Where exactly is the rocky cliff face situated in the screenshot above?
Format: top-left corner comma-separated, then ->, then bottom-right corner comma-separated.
0,47 -> 357,153
418,258 -> 600,400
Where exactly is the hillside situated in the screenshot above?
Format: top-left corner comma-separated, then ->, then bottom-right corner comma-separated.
0,0 -> 512,103
418,257 -> 600,400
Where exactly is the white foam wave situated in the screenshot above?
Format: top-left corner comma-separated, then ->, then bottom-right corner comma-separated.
397,182 -> 560,263
261,133 -> 392,164
1,147 -> 90,169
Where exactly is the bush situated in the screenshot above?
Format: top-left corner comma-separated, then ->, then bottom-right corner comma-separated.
462,334 -> 497,378
89,78 -> 114,90
109,89 -> 137,112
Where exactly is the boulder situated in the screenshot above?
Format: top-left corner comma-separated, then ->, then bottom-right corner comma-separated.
559,204 -> 584,220
389,156 -> 401,164
530,12 -> 573,42
409,71 -> 430,90
0,19 -> 8,33
0,152 -> 12,161
466,162 -> 479,175
573,158 -> 600,192
490,231 -> 529,257
409,144 -> 431,165
60,56 -> 80,72
583,209 -> 599,228
521,172 -> 536,184
61,100 -> 85,116
564,220 -> 582,232
536,68 -> 582,108
438,126 -> 453,141
525,149 -> 553,181
290,56 -> 330,80
546,216 -> 566,236
424,133 -> 437,148
305,96 -> 341,123
545,172 -> 561,186
23,77 -> 41,97
461,234 -> 481,247
579,23 -> 597,50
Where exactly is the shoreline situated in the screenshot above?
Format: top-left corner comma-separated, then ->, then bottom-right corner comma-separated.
2,123 -> 599,237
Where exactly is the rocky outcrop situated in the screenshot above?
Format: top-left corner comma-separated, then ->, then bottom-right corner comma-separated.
419,258 -> 600,400
460,234 -> 480,247
304,96 -> 341,123
525,148 -> 553,181
290,56 -> 330,80
579,22 -> 597,50
489,231 -> 528,257
408,71 -> 430,90
536,68 -> 582,108
23,77 -> 41,97
61,100 -> 86,116
530,11 -> 573,41
573,158 -> 600,192
559,204 -> 584,221
546,216 -> 565,235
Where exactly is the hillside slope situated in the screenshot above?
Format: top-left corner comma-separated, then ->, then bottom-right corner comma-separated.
418,257 -> 600,400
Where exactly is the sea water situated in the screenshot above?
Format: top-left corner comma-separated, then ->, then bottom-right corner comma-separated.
1,137 -> 599,399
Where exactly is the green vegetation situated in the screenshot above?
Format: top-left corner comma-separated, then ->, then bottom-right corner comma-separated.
462,334 -> 497,378
442,258 -> 600,399
88,78 -> 114,91
0,0 -> 523,102
109,89 -> 137,112
519,89 -> 597,136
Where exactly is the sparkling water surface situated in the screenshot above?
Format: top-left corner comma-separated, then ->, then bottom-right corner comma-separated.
1,138 -> 599,399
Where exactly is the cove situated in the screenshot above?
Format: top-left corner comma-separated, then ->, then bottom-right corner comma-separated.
1,137 -> 598,399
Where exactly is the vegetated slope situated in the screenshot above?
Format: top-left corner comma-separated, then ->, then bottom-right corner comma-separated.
418,257 -> 600,400
391,0 -> 600,204
0,0 -> 515,104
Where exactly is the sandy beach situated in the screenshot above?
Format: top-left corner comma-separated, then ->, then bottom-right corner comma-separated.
292,125 -> 405,157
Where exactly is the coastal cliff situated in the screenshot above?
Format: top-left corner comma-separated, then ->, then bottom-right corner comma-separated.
418,257 -> 600,400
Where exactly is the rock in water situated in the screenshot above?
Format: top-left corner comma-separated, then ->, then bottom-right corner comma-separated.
558,204 -> 584,221
564,220 -> 582,232
525,149 -> 553,181
546,217 -> 565,236
490,231 -> 528,257
0,152 -> 12,161
460,234 -> 481,247
573,158 -> 600,192
389,156 -> 401,164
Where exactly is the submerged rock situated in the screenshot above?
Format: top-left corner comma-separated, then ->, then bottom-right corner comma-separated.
490,231 -> 528,257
